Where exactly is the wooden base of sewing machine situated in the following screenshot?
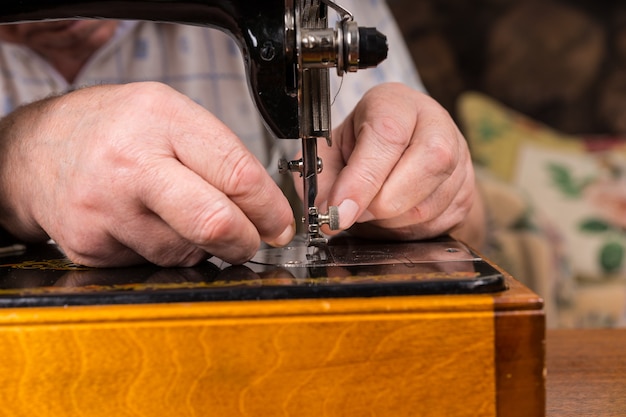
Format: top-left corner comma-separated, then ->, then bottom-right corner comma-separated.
0,238 -> 544,416
0,279 -> 543,416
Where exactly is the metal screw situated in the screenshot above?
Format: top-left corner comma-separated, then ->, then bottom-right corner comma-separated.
260,41 -> 276,61
278,158 -> 323,175
318,206 -> 340,230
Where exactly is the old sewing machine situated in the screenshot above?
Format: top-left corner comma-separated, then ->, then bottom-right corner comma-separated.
0,1 -> 545,416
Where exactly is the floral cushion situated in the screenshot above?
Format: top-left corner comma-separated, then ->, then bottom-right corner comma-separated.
458,92 -> 626,328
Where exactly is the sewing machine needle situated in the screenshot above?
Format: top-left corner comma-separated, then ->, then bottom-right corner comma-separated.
278,137 -> 339,247
302,137 -> 324,245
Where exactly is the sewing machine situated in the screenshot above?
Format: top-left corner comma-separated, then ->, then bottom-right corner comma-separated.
0,1 -> 545,416
0,0 -> 388,246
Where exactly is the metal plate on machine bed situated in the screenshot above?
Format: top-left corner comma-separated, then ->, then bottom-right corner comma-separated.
0,235 -> 505,307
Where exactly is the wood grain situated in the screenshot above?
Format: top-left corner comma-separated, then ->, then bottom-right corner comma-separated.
494,268 -> 546,417
0,296 -> 500,417
547,329 -> 626,417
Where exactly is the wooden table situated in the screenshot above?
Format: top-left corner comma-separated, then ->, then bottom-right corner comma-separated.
547,329 -> 626,417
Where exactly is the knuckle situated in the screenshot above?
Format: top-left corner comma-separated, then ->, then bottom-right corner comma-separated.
223,152 -> 265,197
125,81 -> 175,103
422,136 -> 459,178
60,234 -> 113,267
356,164 -> 385,193
367,198 -> 403,222
188,202 -> 237,244
363,116 -> 412,150
186,203 -> 259,263
116,83 -> 186,127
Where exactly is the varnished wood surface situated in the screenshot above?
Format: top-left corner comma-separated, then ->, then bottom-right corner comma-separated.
0,239 -> 546,415
0,296 -> 500,417
0,278 -> 546,417
547,329 -> 626,417
494,277 -> 545,417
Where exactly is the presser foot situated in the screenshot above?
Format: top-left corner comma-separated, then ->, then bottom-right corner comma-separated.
305,205 -> 339,247
278,155 -> 340,247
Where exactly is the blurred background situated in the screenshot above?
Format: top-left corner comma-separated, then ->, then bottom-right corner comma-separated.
387,0 -> 626,135
387,0 -> 626,328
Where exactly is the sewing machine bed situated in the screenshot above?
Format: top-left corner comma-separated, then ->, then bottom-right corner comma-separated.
0,235 -> 505,307
0,236 -> 545,417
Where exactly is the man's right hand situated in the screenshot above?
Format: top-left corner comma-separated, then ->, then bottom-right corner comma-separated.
0,82 -> 295,267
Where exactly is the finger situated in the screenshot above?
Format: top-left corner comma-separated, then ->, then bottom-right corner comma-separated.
162,100 -> 295,246
366,125 -> 471,223
56,230 -> 147,268
55,210 -> 207,267
358,165 -> 474,233
326,88 -> 464,229
140,158 -> 264,264
107,210 -> 209,267
321,101 -> 414,229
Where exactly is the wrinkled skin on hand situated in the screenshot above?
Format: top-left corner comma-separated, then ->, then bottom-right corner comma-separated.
0,82 -> 295,267
295,83 -> 485,247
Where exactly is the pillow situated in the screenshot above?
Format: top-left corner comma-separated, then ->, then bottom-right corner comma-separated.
458,92 -> 626,282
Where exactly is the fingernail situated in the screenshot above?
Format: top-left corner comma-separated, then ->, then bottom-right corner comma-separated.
357,210 -> 375,223
268,220 -> 296,247
337,199 -> 360,229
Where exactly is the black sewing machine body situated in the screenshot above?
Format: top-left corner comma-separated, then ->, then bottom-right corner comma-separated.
0,0 -> 392,245
0,0 -> 301,138
0,0 -> 507,306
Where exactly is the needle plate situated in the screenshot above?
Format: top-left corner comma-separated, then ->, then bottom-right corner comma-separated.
251,236 -> 480,267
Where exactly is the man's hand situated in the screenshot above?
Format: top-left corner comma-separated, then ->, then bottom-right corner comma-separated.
299,83 -> 484,247
0,82 -> 295,267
